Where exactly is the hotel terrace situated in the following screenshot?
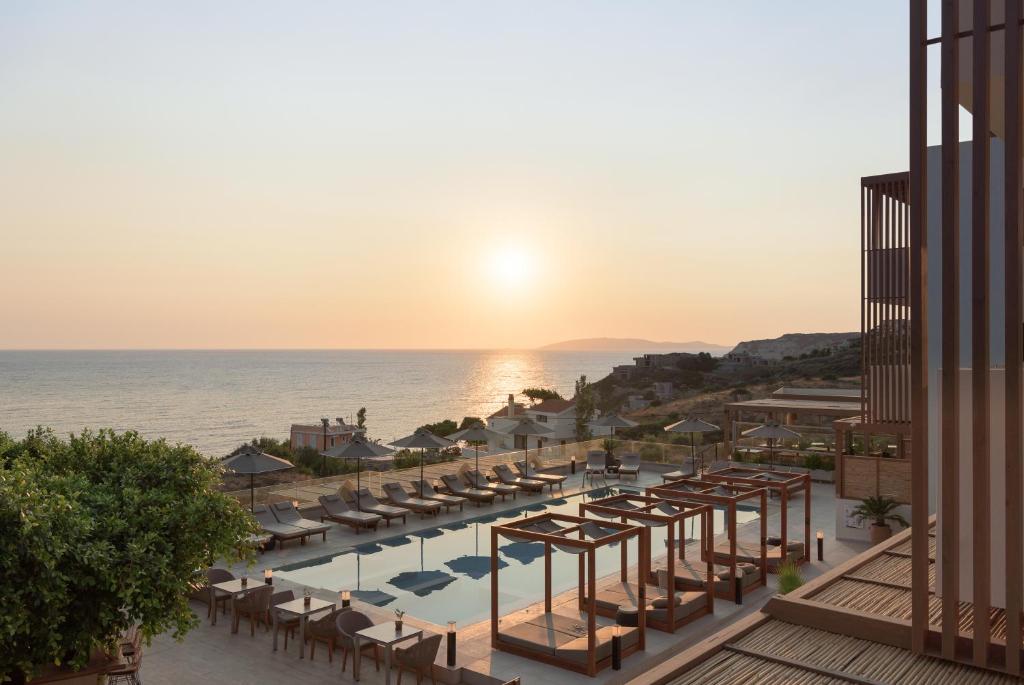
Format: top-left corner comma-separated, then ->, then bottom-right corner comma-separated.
26,2 -> 1024,685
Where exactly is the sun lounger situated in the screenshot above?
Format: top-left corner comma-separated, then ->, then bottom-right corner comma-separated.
513,461 -> 566,491
349,488 -> 407,526
317,494 -> 382,534
712,539 -> 802,571
497,612 -> 639,671
617,453 -> 641,479
413,480 -> 466,512
440,474 -> 496,505
466,470 -> 519,500
252,504 -> 309,547
661,468 -> 695,483
586,581 -> 708,631
270,501 -> 331,541
382,482 -> 443,517
493,464 -> 548,494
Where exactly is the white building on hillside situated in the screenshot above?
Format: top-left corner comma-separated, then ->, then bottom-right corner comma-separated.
486,394 -> 577,452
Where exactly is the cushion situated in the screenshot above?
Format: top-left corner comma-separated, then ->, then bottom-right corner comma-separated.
651,593 -> 683,609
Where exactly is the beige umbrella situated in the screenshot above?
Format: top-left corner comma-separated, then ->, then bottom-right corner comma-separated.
665,417 -> 720,475
503,418 -> 553,477
222,444 -> 294,513
742,422 -> 800,471
589,413 -> 638,437
322,435 -> 394,510
448,422 -> 505,476
390,429 -> 454,497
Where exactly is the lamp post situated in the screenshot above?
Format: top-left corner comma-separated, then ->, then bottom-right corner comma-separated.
817,530 -> 824,561
446,621 -> 457,667
321,417 -> 330,475
264,568 -> 273,585
611,625 -> 622,670
340,590 -> 351,608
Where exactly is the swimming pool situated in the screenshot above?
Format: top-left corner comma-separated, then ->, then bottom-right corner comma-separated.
275,486 -> 759,626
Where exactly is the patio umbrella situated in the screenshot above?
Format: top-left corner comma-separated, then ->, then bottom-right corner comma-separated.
665,417 -> 720,475
321,434 -> 394,511
221,444 -> 294,513
390,429 -> 454,497
448,422 -> 505,476
742,422 -> 800,471
502,417 -> 553,477
589,413 -> 638,437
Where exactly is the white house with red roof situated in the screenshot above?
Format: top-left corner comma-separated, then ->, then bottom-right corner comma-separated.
485,394 -> 578,452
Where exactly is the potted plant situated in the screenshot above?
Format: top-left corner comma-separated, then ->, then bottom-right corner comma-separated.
852,495 -> 909,544
394,609 -> 405,632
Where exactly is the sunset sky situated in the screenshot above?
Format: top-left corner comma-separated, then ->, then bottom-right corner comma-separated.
1,2 -> 931,349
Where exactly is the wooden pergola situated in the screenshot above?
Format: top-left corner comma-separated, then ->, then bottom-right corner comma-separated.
647,478 -> 768,601
490,512 -> 646,676
579,493 -> 715,632
701,467 -> 812,568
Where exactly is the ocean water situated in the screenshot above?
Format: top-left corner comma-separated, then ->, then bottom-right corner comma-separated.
0,349 -> 635,456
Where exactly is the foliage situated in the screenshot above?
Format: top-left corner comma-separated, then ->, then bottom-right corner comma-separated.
674,352 -> 719,372
356,407 -> 366,429
0,428 -> 257,680
602,438 -> 619,456
417,419 -> 458,437
776,560 -> 804,594
574,375 -> 596,442
522,387 -> 563,404
458,416 -> 484,431
852,495 -> 909,528
638,443 -> 664,462
392,448 -> 457,471
803,453 -> 824,471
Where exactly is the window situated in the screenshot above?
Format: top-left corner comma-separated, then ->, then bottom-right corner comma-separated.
537,415 -> 548,423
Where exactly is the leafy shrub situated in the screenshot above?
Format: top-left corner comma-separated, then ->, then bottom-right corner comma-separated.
803,454 -> 824,471
777,560 -> 804,594
638,444 -> 663,462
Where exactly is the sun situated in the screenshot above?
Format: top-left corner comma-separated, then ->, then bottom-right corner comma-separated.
489,246 -> 534,285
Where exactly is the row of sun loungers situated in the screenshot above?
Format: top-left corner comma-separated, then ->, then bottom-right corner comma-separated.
254,466 -> 570,542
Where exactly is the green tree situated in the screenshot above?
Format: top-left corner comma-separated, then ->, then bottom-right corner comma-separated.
522,387 -> 563,404
574,375 -> 596,442
0,428 -> 257,681
356,407 -> 367,430
418,419 -> 458,437
458,416 -> 484,430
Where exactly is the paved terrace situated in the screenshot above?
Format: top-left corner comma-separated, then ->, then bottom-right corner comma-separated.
146,466 -> 869,685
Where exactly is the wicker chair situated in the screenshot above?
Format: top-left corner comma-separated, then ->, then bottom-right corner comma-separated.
231,584 -> 273,636
203,568 -> 235,619
394,633 -> 442,685
270,590 -> 301,651
306,608 -> 344,661
336,611 -> 380,674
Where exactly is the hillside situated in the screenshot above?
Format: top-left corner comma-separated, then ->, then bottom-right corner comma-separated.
541,337 -> 732,355
727,332 -> 858,361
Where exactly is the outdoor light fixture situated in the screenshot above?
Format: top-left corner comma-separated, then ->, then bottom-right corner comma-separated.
447,621 -> 457,667
735,576 -> 743,605
264,568 -> 272,585
611,624 -> 622,670
571,456 -> 577,474
817,530 -> 825,561
240,576 -> 248,588
341,590 -> 351,608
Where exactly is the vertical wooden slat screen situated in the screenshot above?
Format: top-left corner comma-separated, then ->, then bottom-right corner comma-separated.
939,0 -> 961,661
971,0 -> 992,667
1006,0 -> 1023,674
908,0 -> 929,657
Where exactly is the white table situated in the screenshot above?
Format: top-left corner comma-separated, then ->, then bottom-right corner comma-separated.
210,578 -> 262,629
354,622 -> 423,685
271,597 -> 335,658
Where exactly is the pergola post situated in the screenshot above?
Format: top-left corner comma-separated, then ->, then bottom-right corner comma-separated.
587,548 -> 597,676
804,474 -> 812,563
639,527 -> 648,650
780,482 -> 789,558
490,527 -> 499,648
544,542 -> 552,613
705,508 -> 715,613
759,490 -> 768,586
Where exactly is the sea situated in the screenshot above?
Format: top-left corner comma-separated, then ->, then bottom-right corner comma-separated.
0,349 -> 637,457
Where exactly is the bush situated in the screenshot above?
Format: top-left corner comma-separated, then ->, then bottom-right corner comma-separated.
0,428 -> 256,680
638,444 -> 663,462
776,560 -> 804,594
803,454 -> 824,471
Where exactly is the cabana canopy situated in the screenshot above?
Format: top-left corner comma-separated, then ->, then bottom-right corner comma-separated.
491,512 -> 646,676
579,493 -> 715,632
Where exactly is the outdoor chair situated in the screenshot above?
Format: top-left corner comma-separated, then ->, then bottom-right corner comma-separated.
270,501 -> 330,541
252,504 -> 308,547
513,460 -> 566,491
318,494 -> 382,534
394,632 -> 442,685
231,584 -> 273,636
202,568 -> 235,619
382,482 -> 443,517
351,488 -> 408,526
466,469 -> 519,500
306,607 -> 345,661
413,480 -> 465,511
618,453 -> 641,480
661,467 -> 695,483
336,610 -> 381,674
439,474 -> 496,505
271,590 -> 302,651
492,463 -> 547,494
584,451 -> 607,487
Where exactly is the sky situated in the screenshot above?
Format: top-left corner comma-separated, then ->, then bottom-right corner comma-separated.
0,2 -> 922,349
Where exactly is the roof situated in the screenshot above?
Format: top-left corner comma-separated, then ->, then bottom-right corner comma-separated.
772,386 -> 862,402
488,403 -> 527,420
290,423 -> 361,433
632,521 -> 1018,685
529,398 -> 576,414
725,397 -> 862,417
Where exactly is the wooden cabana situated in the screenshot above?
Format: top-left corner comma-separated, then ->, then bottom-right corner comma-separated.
647,478 -> 768,602
702,467 -> 811,568
579,493 -> 715,632
490,513 -> 646,676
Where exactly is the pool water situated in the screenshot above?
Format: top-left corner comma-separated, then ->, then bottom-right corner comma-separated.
275,486 -> 759,626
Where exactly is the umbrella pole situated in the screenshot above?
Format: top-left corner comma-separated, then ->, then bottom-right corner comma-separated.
250,473 -> 255,513
476,444 -> 480,475
421,448 -> 425,497
691,432 -> 696,476
356,457 -> 361,512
